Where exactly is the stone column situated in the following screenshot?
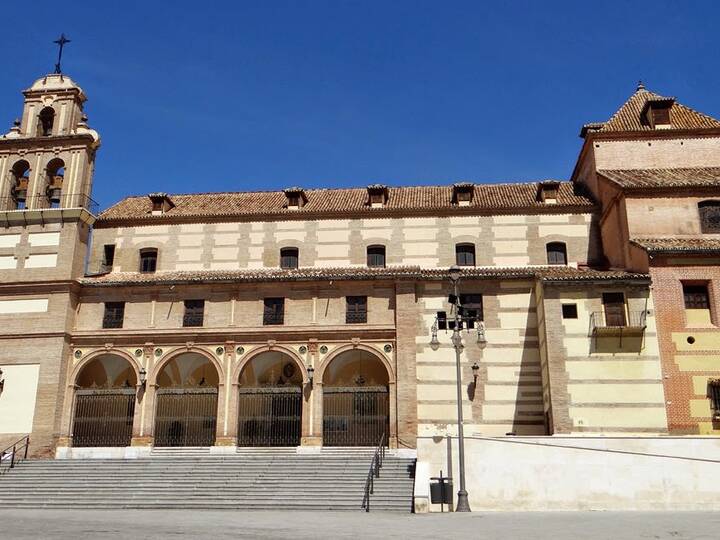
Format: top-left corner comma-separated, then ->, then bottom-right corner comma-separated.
395,282 -> 419,448
132,383 -> 156,446
214,383 -> 233,446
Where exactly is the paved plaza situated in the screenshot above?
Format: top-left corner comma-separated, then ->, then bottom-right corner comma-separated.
0,509 -> 718,539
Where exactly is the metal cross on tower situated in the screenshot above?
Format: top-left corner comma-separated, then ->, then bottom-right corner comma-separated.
53,33 -> 71,74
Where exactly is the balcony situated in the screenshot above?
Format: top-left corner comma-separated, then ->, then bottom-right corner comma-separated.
589,310 -> 647,348
183,313 -> 204,328
102,316 -> 124,329
0,194 -> 99,215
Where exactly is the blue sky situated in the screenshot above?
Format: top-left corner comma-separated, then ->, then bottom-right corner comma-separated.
1,1 -> 718,209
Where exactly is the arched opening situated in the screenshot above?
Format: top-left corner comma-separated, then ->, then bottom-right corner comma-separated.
154,353 -> 219,447
237,351 -> 303,447
323,350 -> 390,447
45,158 -> 65,208
37,107 -> 55,137
9,160 -> 30,209
72,354 -> 137,447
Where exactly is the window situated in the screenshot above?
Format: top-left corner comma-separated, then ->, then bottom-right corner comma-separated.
452,183 -> 474,205
367,245 -> 386,268
684,284 -> 710,309
346,296 -> 368,324
683,283 -> 712,325
546,242 -> 568,265
139,248 -> 158,273
436,311 -> 453,330
699,201 -> 720,233
183,300 -> 205,327
459,294 -> 483,329
102,302 -> 125,329
280,247 -> 299,269
602,292 -> 626,327
456,243 -> 476,267
263,298 -> 284,325
37,107 -> 55,137
708,379 -> 720,418
562,304 -> 578,319
102,245 -> 116,270
287,194 -> 300,207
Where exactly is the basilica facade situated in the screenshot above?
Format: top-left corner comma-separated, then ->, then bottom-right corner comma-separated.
1,71 -> 719,459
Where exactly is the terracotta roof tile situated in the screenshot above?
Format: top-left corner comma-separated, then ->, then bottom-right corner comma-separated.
96,181 -> 594,226
585,87 -> 720,134
598,168 -> 720,189
631,237 -> 720,254
80,266 -> 648,287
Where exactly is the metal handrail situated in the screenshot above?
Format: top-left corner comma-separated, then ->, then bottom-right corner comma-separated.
361,432 -> 386,512
0,194 -> 100,215
0,435 -> 29,475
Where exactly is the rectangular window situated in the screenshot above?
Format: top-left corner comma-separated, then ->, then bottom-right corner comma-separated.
708,379 -> 720,418
602,292 -> 626,327
456,244 -> 476,267
346,296 -> 368,324
367,246 -> 386,268
562,303 -> 578,319
683,283 -> 712,325
102,244 -> 115,269
102,302 -> 125,329
263,297 -> 285,325
183,299 -> 205,327
369,192 -> 384,205
460,294 -> 483,329
280,248 -> 299,270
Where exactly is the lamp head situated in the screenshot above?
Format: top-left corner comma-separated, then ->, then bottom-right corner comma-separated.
448,265 -> 461,283
471,362 -> 480,379
307,365 -> 315,385
139,367 -> 147,386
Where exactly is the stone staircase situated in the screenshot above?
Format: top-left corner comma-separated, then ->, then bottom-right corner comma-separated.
0,448 -> 416,512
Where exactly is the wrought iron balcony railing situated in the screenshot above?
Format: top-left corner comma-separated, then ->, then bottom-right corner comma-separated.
590,310 -> 647,335
102,316 -> 124,329
183,312 -> 205,328
0,194 -> 100,215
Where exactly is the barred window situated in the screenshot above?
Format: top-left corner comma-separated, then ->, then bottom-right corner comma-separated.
280,247 -> 299,269
708,379 -> 720,417
346,296 -> 368,324
684,284 -> 710,310
699,201 -> 720,233
183,300 -> 205,327
263,298 -> 285,325
139,248 -> 158,273
102,302 -> 125,329
546,242 -> 567,265
367,245 -> 386,268
460,294 -> 483,329
455,243 -> 476,267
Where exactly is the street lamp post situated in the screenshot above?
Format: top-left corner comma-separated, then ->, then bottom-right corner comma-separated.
429,265 -> 486,513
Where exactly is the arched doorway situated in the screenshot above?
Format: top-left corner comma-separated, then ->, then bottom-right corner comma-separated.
237,351 -> 303,447
322,350 -> 390,447
72,354 -> 137,447
154,353 -> 219,447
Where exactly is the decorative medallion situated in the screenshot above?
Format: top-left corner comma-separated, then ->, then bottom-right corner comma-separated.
216,346 -> 225,356
384,344 -> 393,353
134,348 -> 143,357
154,348 -> 163,357
299,345 -> 308,354
74,350 -> 82,359
319,345 -> 328,354
283,363 -> 296,378
236,346 -> 245,356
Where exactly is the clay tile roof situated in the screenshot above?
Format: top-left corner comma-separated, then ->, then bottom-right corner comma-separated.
598,167 -> 720,190
631,237 -> 720,254
96,181 -> 594,226
590,87 -> 720,134
79,265 -> 648,287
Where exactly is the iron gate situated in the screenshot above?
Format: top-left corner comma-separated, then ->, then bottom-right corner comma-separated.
154,387 -> 218,447
237,387 -> 302,446
323,386 -> 389,447
72,388 -> 136,447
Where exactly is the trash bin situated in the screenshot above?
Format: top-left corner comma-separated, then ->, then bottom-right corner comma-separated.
430,474 -> 453,508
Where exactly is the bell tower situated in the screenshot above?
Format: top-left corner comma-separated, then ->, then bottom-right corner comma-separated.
0,73 -> 100,211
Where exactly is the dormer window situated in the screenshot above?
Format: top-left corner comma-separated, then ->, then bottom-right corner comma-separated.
367,184 -> 388,208
284,187 -> 306,209
148,193 -> 174,215
537,181 -> 560,204
642,98 -> 674,129
452,182 -> 474,206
